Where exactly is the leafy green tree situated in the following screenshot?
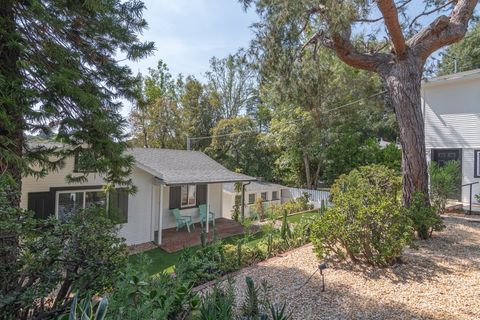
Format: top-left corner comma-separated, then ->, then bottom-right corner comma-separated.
206,117 -> 275,179
206,53 -> 258,118
438,21 -> 480,75
0,0 -> 154,205
181,76 -> 222,150
242,0 -> 478,205
129,61 -> 185,149
262,47 -> 395,187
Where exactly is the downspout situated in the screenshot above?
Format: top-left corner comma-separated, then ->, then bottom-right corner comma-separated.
241,181 -> 251,222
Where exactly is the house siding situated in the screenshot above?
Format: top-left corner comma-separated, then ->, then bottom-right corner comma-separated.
423,73 -> 480,208
222,188 -> 285,219
21,157 -> 155,245
423,76 -> 480,149
160,183 -> 223,230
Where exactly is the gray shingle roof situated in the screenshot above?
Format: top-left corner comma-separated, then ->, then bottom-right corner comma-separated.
128,148 -> 256,185
223,181 -> 287,193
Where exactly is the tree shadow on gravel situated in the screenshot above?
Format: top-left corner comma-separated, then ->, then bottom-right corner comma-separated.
235,264 -> 447,320
323,216 -> 480,284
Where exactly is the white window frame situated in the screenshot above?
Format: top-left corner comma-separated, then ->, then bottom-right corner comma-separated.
55,188 -> 107,218
181,184 -> 197,208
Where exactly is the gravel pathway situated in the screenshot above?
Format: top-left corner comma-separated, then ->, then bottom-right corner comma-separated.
232,215 -> 480,320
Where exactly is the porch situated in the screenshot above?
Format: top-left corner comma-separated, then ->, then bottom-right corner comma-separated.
159,217 -> 245,252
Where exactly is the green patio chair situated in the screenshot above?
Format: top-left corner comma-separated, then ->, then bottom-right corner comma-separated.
171,208 -> 194,232
198,204 -> 215,228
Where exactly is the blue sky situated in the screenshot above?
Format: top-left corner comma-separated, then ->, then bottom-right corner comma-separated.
124,0 -> 257,80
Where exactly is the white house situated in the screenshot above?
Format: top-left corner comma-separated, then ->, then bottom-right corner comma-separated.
222,181 -> 290,219
423,69 -> 480,210
21,147 -> 255,245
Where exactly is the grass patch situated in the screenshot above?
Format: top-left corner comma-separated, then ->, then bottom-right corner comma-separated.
286,210 -> 322,224
129,230 -> 265,276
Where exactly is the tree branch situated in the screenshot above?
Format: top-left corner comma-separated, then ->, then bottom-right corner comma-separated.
329,30 -> 392,72
408,0 -> 478,61
409,0 -> 455,31
377,0 -> 407,57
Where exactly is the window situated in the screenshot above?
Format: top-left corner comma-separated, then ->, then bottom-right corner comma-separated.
57,190 -> 107,221
58,192 -> 85,221
272,191 -> 279,200
261,192 -> 268,201
248,193 -> 256,204
181,184 -> 196,207
74,151 -> 96,173
475,150 -> 480,178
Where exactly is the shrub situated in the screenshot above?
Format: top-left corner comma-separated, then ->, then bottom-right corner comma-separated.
107,255 -> 198,319
429,160 -> 461,213
197,280 -> 235,320
0,178 -> 127,319
175,243 -> 234,287
310,165 -> 413,266
405,192 -> 445,240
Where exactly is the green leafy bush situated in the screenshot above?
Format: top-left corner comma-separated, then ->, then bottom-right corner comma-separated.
107,255 -> 198,319
0,178 -> 127,319
176,243 -> 235,287
429,160 -> 461,213
405,193 -> 444,240
311,165 -> 413,266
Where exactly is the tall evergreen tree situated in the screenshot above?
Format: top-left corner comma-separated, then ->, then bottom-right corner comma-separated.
0,0 -> 154,205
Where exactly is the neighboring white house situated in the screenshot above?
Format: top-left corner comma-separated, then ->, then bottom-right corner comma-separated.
21,147 -> 255,245
222,181 -> 290,219
423,68 -> 480,210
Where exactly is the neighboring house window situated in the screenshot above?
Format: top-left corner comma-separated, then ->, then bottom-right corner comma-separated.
475,150 -> 480,178
248,193 -> 256,204
261,192 -> 268,201
272,191 -> 279,200
181,184 -> 196,207
74,151 -> 96,173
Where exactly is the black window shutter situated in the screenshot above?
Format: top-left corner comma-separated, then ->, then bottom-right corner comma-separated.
169,186 -> 181,209
28,192 -> 55,219
108,188 -> 128,224
196,184 -> 207,206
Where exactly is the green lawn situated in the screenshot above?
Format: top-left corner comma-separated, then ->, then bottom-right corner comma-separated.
129,231 -> 265,276
286,209 -> 322,224
130,210 -> 321,276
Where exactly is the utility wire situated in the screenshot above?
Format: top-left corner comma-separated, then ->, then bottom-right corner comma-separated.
187,90 -> 387,143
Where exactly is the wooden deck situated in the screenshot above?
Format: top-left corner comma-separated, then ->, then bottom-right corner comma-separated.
159,218 -> 245,253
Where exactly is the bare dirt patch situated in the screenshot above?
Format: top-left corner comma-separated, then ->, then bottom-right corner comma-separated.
232,216 -> 480,319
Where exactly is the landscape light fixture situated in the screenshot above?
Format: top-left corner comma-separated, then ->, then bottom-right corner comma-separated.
319,262 -> 328,292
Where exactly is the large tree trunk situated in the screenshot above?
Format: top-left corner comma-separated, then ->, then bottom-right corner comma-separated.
382,57 -> 429,206
0,0 -> 24,208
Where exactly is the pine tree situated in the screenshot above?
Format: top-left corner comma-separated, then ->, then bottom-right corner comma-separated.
0,0 -> 154,205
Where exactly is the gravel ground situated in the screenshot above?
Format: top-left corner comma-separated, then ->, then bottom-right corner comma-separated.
232,215 -> 480,320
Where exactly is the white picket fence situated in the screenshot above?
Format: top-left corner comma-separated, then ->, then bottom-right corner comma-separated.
283,188 -> 331,209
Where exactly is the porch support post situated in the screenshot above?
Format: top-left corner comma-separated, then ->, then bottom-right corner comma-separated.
157,184 -> 164,245
206,184 -> 210,233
